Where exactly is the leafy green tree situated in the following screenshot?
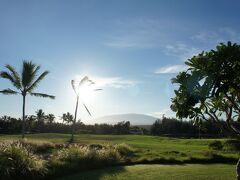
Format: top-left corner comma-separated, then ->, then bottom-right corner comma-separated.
0,61 -> 55,138
171,42 -> 240,179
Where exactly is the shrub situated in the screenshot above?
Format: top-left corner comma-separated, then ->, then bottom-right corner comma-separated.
114,143 -> 135,157
0,141 -> 47,180
224,139 -> 240,151
52,145 -> 87,162
49,144 -> 121,173
97,147 -> 121,164
208,140 -> 223,150
89,143 -> 103,150
19,140 -> 55,154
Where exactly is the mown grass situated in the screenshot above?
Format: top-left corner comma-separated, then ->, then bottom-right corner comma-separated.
0,133 -> 238,163
57,164 -> 235,180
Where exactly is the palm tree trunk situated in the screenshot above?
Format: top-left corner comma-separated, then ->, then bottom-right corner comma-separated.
71,96 -> 79,142
237,158 -> 240,180
22,95 -> 26,139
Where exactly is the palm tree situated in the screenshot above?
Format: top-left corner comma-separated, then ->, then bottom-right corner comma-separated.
71,76 -> 101,142
36,109 -> 46,125
47,114 -> 55,124
61,112 -> 74,124
0,61 -> 55,139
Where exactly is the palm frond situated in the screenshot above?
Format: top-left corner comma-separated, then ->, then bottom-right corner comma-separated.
0,71 -> 16,84
71,80 -> 78,95
33,65 -> 40,75
27,71 -> 49,92
29,92 -> 55,99
88,79 -> 95,85
82,103 -> 91,116
22,60 -> 37,88
5,65 -> 22,89
0,88 -> 19,95
79,76 -> 89,87
94,89 -> 102,91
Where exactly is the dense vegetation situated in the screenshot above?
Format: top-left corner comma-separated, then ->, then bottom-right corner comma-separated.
0,113 -> 234,138
0,139 -> 133,179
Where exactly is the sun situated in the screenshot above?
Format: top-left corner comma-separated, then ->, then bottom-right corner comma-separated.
78,82 -> 95,102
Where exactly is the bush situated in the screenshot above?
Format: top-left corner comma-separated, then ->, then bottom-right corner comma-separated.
114,143 -> 135,157
0,141 -> 47,180
89,143 -> 103,150
19,140 -> 55,154
224,139 -> 240,151
0,141 -> 134,179
49,144 -> 121,174
208,140 -> 223,150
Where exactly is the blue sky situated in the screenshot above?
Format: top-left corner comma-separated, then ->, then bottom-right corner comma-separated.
0,0 -> 240,124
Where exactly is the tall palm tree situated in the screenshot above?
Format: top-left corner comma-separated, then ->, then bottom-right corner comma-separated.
0,61 -> 55,139
71,76 -> 102,142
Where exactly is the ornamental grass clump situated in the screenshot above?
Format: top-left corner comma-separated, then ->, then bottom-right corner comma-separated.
49,144 -> 121,175
0,141 -> 47,180
114,143 -> 135,157
19,140 -> 55,154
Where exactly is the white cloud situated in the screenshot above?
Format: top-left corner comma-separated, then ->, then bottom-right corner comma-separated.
94,77 -> 137,89
155,65 -> 187,74
163,43 -> 200,61
150,108 -> 174,118
75,75 -> 137,89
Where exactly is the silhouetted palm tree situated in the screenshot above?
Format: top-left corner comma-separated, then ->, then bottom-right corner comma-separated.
71,76 -> 102,142
47,114 -> 55,124
61,112 -> 74,124
0,61 -> 55,138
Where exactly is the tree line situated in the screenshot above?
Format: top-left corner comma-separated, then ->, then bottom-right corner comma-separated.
0,110 -> 234,137
0,110 -> 137,135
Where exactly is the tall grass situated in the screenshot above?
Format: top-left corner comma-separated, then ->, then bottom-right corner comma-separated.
0,141 -> 47,180
0,141 -> 131,179
48,144 -> 122,177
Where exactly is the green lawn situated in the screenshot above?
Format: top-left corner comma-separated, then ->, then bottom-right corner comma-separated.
57,164 -> 235,180
0,133 -> 238,162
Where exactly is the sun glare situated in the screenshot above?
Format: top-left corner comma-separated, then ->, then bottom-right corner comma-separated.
78,84 -> 95,102
73,75 -> 97,103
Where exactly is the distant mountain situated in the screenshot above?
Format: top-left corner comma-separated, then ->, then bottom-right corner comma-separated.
92,113 -> 158,125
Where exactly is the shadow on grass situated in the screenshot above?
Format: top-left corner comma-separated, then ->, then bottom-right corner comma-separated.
47,166 -> 126,180
46,154 -> 237,180
125,154 -> 237,165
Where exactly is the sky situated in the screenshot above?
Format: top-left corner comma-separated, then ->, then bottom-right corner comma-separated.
0,0 -> 240,124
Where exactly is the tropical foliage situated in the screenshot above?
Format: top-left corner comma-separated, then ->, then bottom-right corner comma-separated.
171,41 -> 240,178
0,61 -> 55,138
171,42 -> 240,134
